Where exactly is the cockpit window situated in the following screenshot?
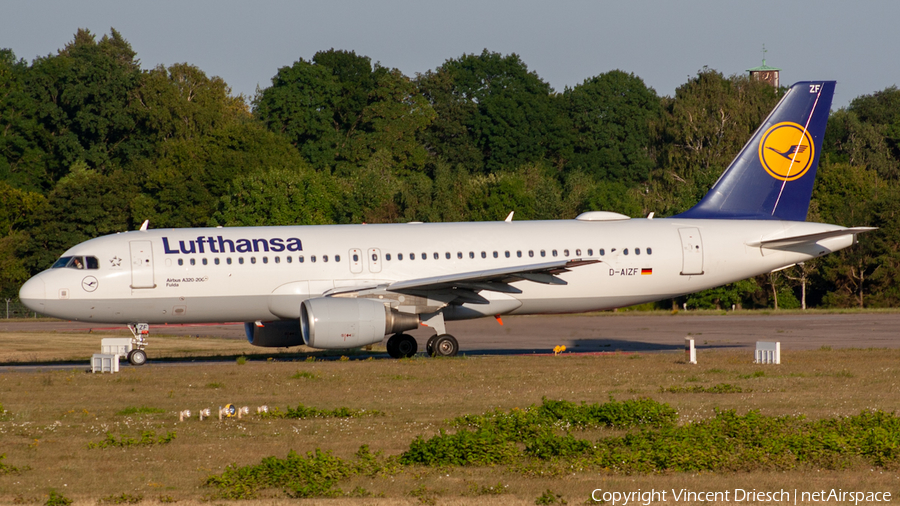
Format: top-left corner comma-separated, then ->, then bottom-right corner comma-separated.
51,256 -> 99,270
52,257 -> 72,269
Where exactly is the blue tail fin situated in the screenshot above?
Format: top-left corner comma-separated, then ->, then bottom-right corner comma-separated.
674,81 -> 835,221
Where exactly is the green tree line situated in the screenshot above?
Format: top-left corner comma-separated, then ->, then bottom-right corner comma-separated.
2,29 -> 899,309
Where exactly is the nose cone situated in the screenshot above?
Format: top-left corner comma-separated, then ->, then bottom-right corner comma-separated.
19,275 -> 46,312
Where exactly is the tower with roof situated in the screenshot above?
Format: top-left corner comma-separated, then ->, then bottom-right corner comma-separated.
747,45 -> 780,88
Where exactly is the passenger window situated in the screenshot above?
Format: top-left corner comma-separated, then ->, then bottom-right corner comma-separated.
517,251 -> 522,258
457,252 -> 463,259
239,257 -> 245,265
299,255 -> 304,263
287,256 -> 292,263
493,251 -> 498,258
410,253 -> 415,260
623,249 -> 629,256
215,257 -> 220,265
190,258 -> 196,266
372,253 -> 377,261
599,249 -> 605,256
587,249 -> 593,256
386,253 -> 392,261
323,255 -> 328,262
433,252 -> 439,260
647,247 -> 653,255
398,253 -> 403,260
335,255 -> 340,262
576,249 -> 581,256
469,252 -> 474,259
262,257 -> 268,264
227,257 -> 232,265
178,259 -> 183,266
505,251 -> 510,258
563,249 -> 569,257
540,250 -> 546,257
422,252 -> 427,260
481,251 -> 487,259
251,257 -> 257,264
274,256 -> 280,263
529,250 -> 534,258
445,252 -> 451,259
353,254 -> 359,262
202,258 -> 208,265
635,248 -> 641,255
552,250 -> 558,257
311,256 -> 316,263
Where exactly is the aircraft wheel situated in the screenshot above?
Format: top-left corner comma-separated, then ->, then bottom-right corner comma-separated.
127,349 -> 147,366
386,335 -> 401,359
394,333 -> 417,358
426,335 -> 439,357
432,334 -> 458,357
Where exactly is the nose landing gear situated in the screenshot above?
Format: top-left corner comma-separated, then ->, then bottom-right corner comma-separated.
126,323 -> 150,366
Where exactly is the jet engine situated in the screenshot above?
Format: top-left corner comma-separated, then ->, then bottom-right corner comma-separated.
300,297 -> 419,349
244,320 -> 304,348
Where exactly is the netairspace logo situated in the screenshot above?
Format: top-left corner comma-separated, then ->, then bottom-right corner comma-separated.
590,488 -> 892,505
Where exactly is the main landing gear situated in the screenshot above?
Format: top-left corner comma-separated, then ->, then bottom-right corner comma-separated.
426,334 -> 459,357
126,323 -> 150,366
385,311 -> 459,359
385,333 -> 459,358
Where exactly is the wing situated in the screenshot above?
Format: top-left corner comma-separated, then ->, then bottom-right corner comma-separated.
324,258 -> 599,307
388,258 -> 599,293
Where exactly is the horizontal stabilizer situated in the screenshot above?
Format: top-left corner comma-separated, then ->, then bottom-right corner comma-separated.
747,227 -> 876,249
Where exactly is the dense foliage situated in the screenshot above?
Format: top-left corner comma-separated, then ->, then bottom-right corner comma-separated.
2,29 -> 899,307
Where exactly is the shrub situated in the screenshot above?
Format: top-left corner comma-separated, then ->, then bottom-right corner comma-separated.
88,431 -> 176,449
452,397 -> 677,435
400,429 -> 520,466
45,490 -> 72,506
659,383 -> 745,394
262,403 -> 382,419
205,446 -> 392,499
0,454 -> 27,475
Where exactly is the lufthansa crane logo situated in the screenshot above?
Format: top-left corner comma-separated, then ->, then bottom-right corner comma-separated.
758,122 -> 815,181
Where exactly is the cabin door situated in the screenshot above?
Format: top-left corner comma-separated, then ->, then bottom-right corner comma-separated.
678,228 -> 704,275
129,240 -> 156,288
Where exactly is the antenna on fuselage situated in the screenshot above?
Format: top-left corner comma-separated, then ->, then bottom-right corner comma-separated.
504,211 -> 514,222
139,220 -> 149,231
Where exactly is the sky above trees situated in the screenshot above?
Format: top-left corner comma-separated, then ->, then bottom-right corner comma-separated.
2,0 -> 898,108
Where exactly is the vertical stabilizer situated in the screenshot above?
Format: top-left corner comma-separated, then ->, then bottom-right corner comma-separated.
674,81 -> 835,221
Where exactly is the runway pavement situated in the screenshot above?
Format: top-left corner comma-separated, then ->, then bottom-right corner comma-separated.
1,312 -> 897,357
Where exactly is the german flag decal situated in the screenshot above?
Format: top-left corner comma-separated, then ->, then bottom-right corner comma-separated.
641,268 -> 653,275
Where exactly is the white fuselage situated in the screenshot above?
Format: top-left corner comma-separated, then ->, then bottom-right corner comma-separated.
19,217 -> 855,324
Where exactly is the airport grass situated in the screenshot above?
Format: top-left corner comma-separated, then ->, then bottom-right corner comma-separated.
2,342 -> 900,504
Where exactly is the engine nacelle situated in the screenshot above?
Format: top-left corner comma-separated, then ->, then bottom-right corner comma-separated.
244,320 -> 304,348
300,297 -> 419,349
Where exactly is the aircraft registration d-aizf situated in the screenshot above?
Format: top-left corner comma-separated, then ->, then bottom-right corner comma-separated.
20,81 -> 872,364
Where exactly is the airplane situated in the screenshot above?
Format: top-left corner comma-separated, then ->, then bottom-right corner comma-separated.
19,81 -> 873,365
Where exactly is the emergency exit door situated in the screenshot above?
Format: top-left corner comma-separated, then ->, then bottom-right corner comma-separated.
129,240 -> 156,288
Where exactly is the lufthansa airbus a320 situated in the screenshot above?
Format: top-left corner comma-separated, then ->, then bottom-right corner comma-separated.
19,81 -> 872,364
